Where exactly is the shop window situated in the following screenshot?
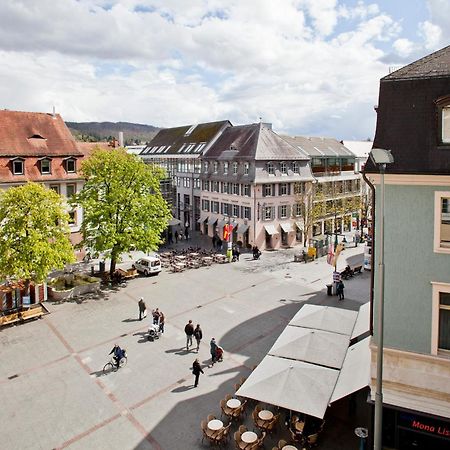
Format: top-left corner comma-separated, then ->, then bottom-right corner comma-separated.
12,158 -> 24,175
434,192 -> 450,253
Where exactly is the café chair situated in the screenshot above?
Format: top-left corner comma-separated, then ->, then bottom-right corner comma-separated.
225,394 -> 232,402
278,439 -> 288,449
220,399 -> 234,419
215,423 -> 232,446
305,432 -> 319,448
239,425 -> 247,434
207,414 -> 216,422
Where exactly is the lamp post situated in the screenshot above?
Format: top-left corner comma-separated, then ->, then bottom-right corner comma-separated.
370,148 -> 394,450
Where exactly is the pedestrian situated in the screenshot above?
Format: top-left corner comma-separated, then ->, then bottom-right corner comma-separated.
168,230 -> 173,245
215,345 -> 224,362
152,307 -> 160,325
192,358 -> 204,387
158,311 -> 165,333
210,337 -> 218,366
337,280 -> 345,300
185,320 -> 194,350
193,324 -> 203,351
212,234 -> 217,250
138,297 -> 146,321
184,222 -> 189,240
217,237 -> 223,252
175,230 -> 179,243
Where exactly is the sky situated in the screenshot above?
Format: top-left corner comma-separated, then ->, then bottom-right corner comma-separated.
0,0 -> 448,140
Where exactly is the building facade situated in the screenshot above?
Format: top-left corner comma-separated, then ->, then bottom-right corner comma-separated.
364,46 -> 450,450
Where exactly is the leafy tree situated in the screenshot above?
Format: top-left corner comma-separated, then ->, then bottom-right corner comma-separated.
0,182 -> 75,287
73,147 -> 171,277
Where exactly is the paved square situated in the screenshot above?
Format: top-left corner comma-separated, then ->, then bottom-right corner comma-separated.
0,245 -> 369,450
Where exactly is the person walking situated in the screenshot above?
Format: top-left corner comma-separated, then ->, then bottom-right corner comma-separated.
210,337 -> 218,366
212,234 -> 218,251
138,297 -> 146,321
192,358 -> 204,387
193,324 -> 203,352
174,230 -> 179,243
337,280 -> 345,300
152,308 -> 161,325
217,237 -> 223,252
158,311 -> 165,333
185,320 -> 194,350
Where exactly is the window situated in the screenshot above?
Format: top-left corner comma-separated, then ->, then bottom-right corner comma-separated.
244,162 -> 249,175
266,162 -> 274,174
213,162 -> 218,173
68,210 -> 77,225
184,124 -> 197,136
293,183 -> 303,195
232,204 -> 239,217
212,181 -> 219,192
232,162 -> 238,175
280,162 -> 287,174
223,203 -> 230,216
65,158 -> 76,173
194,178 -> 200,189
243,184 -> 250,197
221,182 -> 227,194
438,292 -> 450,351
279,205 -> 288,219
49,185 -> 60,194
263,184 -> 273,197
223,162 -> 229,175
432,282 -> 450,355
279,183 -> 288,195
203,180 -> 210,191
243,207 -> 251,220
293,203 -> 302,217
203,161 -> 209,173
434,192 -> 450,253
202,199 -> 210,211
312,158 -> 323,167
183,178 -> 191,188
292,162 -> 299,173
12,159 -> 24,175
436,95 -> 450,144
212,201 -> 219,213
232,183 -> 239,195
263,206 -> 272,220
66,184 -> 76,198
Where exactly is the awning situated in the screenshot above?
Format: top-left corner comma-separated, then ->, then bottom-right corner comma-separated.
236,355 -> 338,419
238,223 -> 249,234
351,302 -> 370,340
207,217 -> 218,226
168,218 -> 181,226
197,216 -> 208,224
280,222 -> 293,233
331,337 -> 370,402
289,304 -> 358,336
295,221 -> 304,231
264,224 -> 279,235
217,220 -> 227,229
268,326 -> 349,370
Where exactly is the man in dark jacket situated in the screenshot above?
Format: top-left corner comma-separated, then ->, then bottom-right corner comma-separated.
192,358 -> 204,387
193,324 -> 203,352
185,320 -> 194,350
109,344 -> 125,368
138,297 -> 146,321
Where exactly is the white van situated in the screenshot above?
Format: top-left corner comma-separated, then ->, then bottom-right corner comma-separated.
132,256 -> 162,276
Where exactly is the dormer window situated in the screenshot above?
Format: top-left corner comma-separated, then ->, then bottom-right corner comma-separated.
223,162 -> 229,175
280,162 -> 287,174
65,158 -> 76,173
292,162 -> 299,173
11,158 -> 24,175
232,162 -> 238,175
40,158 -> 52,174
436,95 -> 450,145
203,161 -> 209,173
266,162 -> 274,175
213,161 -> 218,173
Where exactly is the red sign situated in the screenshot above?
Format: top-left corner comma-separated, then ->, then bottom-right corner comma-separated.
223,224 -> 233,240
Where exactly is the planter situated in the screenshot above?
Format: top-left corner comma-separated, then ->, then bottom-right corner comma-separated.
48,274 -> 101,301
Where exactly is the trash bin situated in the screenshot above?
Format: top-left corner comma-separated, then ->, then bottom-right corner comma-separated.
99,261 -> 105,273
326,284 -> 333,296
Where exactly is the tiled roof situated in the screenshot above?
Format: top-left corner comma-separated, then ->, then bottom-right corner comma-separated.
282,136 -> 355,158
204,123 -> 309,161
0,110 -> 82,157
383,45 -> 450,81
76,142 -> 113,157
141,120 -> 231,156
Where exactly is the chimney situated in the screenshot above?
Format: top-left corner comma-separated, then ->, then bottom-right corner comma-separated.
118,131 -> 124,147
52,106 -> 56,118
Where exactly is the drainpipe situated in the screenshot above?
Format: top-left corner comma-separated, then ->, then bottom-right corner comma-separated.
362,170 -> 376,335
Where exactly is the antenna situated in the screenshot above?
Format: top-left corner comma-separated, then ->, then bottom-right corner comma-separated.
52,106 -> 56,118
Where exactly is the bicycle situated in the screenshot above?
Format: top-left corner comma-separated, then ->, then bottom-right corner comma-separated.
103,354 -> 127,374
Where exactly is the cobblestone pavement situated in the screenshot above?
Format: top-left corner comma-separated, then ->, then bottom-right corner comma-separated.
0,235 -> 370,450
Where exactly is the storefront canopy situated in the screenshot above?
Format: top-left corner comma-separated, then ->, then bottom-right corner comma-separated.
237,223 -> 249,234
207,217 -> 218,226
217,220 -> 227,229
331,337 -> 370,402
168,218 -> 181,226
197,216 -> 208,224
295,221 -> 304,231
268,326 -> 349,370
280,222 -> 293,232
289,304 -> 358,336
264,224 -> 279,235
236,355 -> 339,419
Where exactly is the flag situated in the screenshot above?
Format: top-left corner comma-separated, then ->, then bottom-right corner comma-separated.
327,244 -> 334,265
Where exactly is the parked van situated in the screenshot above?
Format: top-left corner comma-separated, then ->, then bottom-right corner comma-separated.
132,256 -> 161,276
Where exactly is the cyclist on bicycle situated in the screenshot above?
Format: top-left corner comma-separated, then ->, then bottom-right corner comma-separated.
109,344 -> 125,368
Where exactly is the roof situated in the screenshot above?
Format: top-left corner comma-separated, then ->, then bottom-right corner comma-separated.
140,120 -> 231,156
342,140 -> 372,159
204,123 -> 309,161
76,142 -> 113,157
0,110 -> 82,157
282,135 -> 355,158
383,45 -> 450,81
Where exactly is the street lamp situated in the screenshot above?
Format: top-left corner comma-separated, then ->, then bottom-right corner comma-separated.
370,148 -> 394,450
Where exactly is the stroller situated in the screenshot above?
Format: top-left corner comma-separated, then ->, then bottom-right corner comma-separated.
148,322 -> 161,341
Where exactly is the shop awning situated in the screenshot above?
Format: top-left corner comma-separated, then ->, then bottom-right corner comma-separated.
207,217 -> 218,226
238,223 -> 249,234
264,224 -> 279,235
280,222 -> 293,233
289,304 -> 358,336
197,216 -> 208,224
217,219 -> 227,229
168,218 -> 181,226
268,326 -> 350,370
236,355 -> 338,419
295,221 -> 304,231
331,337 -> 370,402
351,302 -> 370,340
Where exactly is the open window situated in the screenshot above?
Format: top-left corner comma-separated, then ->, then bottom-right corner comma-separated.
436,95 -> 450,145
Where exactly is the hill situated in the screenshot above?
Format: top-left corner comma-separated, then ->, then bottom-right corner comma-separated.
67,121 -> 160,145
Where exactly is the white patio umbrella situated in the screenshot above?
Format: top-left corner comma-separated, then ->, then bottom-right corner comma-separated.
168,218 -> 182,226
268,326 -> 350,369
289,304 -> 358,336
236,355 -> 339,419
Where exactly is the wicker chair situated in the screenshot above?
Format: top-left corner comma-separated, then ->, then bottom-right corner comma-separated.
277,439 -> 288,449
238,425 -> 247,434
220,399 -> 234,419
225,394 -> 232,402
215,423 -> 232,446
207,414 -> 216,422
262,414 -> 280,433
252,408 -> 265,430
306,432 -> 319,447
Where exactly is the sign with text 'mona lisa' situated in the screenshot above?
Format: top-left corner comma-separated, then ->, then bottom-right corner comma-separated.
398,413 -> 450,439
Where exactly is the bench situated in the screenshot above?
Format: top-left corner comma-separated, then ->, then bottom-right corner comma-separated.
0,304 -> 46,327
352,265 -> 363,274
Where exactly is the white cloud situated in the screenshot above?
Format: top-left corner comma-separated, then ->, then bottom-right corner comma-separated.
393,38 -> 414,57
419,20 -> 443,51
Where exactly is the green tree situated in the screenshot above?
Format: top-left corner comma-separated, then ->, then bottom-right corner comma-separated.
73,147 -> 171,277
0,182 -> 75,287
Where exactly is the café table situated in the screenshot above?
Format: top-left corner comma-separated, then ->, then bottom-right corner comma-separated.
208,419 -> 223,431
282,446 -> 298,450
190,252 -> 199,257
258,410 -> 273,421
175,255 -> 186,260
241,431 -> 258,444
227,398 -> 241,409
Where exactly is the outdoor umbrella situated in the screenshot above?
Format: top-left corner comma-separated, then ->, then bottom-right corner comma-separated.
168,218 -> 181,226
236,355 -> 339,419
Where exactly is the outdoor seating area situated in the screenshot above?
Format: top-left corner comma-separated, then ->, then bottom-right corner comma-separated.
159,247 -> 228,273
